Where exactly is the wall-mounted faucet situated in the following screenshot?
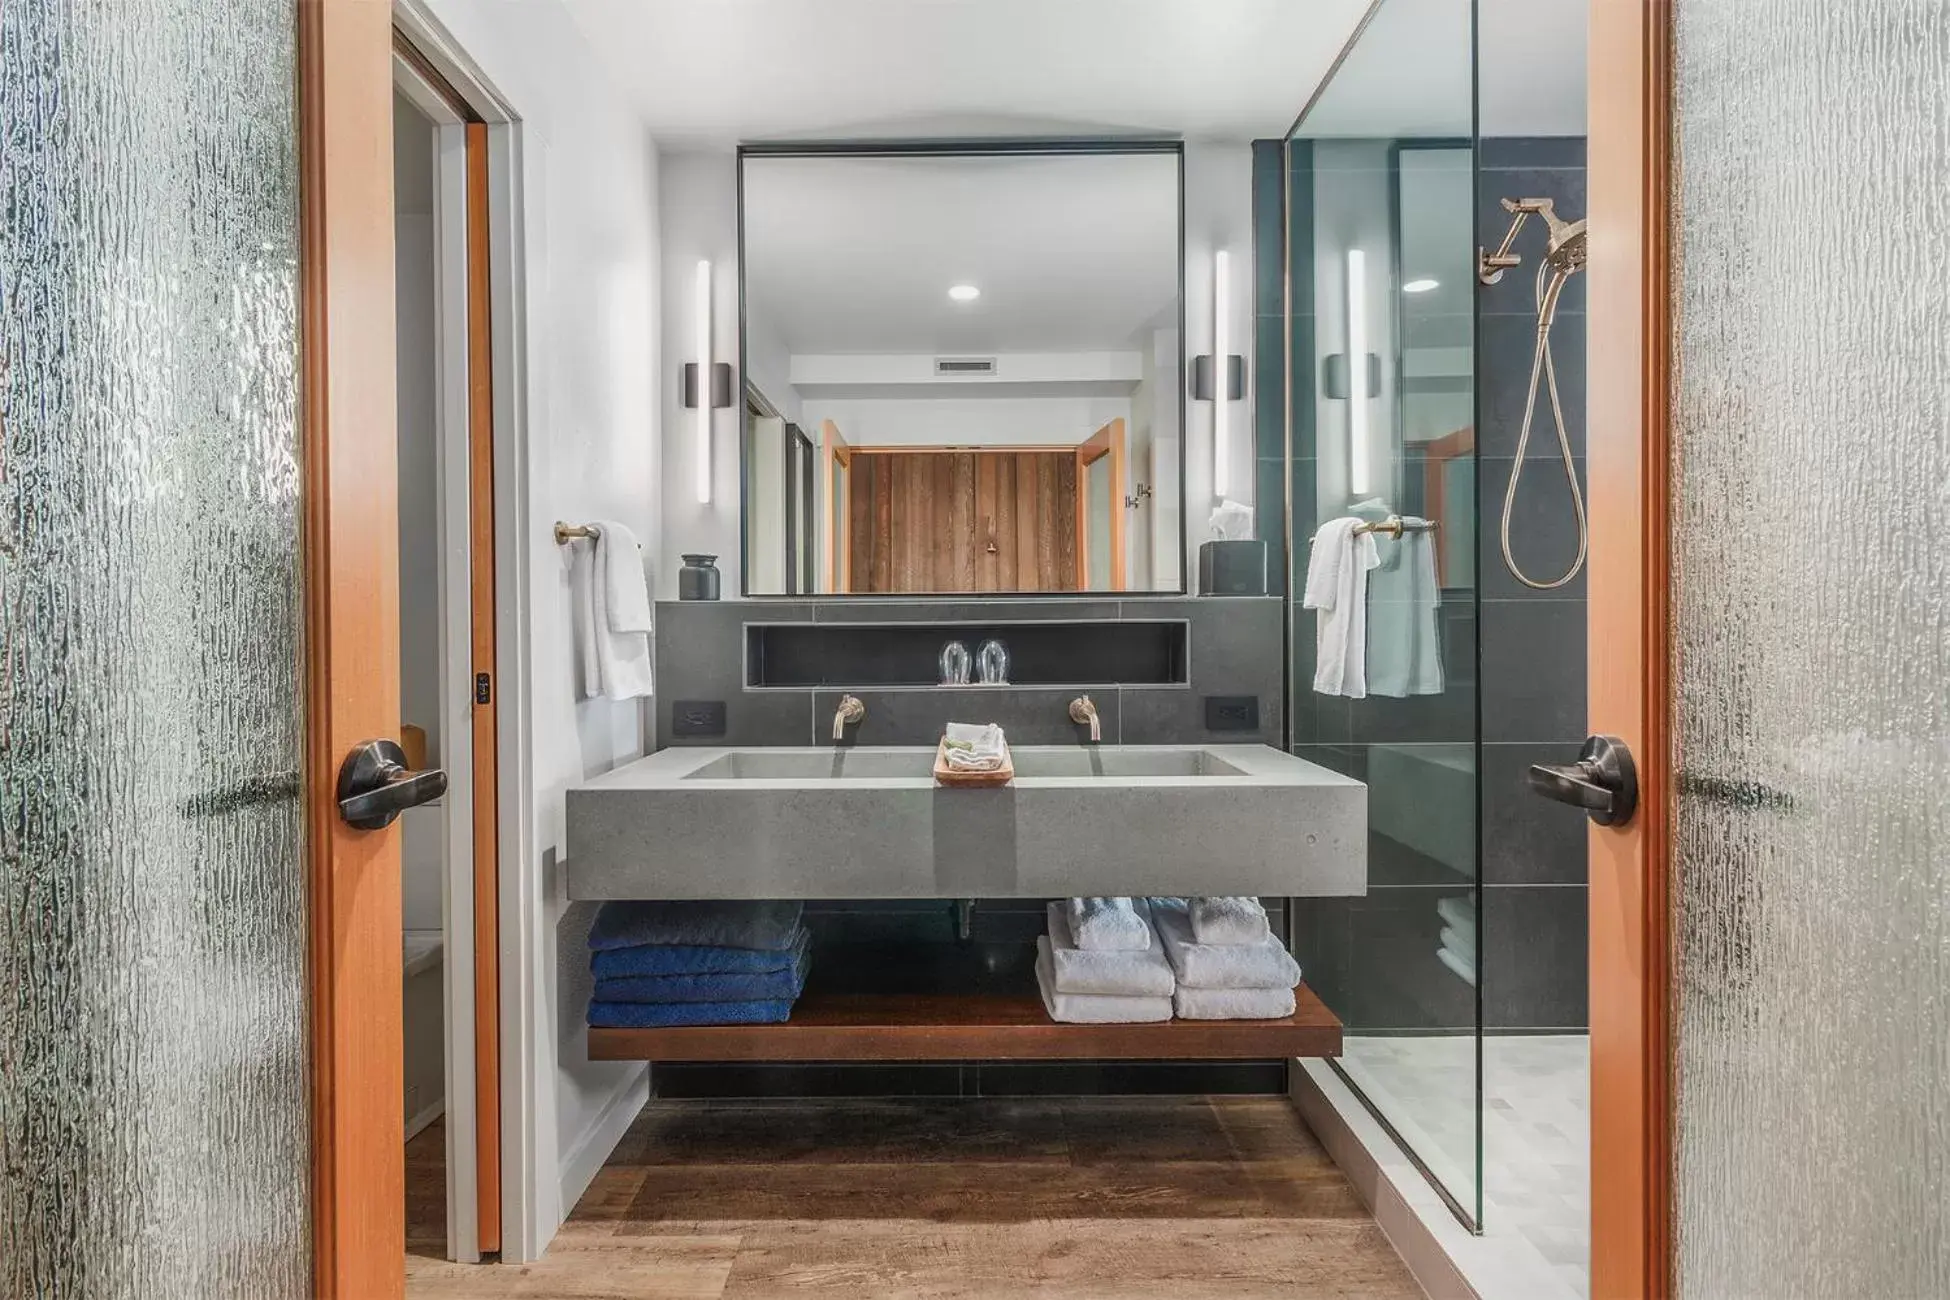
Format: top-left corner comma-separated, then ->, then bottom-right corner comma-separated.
832,694 -> 865,742
1069,695 -> 1101,743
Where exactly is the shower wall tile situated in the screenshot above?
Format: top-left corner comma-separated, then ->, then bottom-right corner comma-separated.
1290,891 -> 1477,1033
1477,456 -> 1589,600
1481,885 -> 1588,1030
1477,314 -> 1586,459
1479,136 -> 1588,171
1480,743 -> 1589,885
1479,598 -> 1585,743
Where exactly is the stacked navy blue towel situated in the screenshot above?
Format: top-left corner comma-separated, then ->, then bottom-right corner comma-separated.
586,900 -> 810,1028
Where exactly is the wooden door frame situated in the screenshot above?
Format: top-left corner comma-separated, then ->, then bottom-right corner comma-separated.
300,3 -> 405,1296
1077,418 -> 1128,591
1586,1 -> 1674,1296
393,31 -> 505,1266
820,419 -> 852,592
306,2 -> 536,1290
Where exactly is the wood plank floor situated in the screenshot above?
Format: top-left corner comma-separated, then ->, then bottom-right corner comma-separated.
405,1097 -> 1422,1299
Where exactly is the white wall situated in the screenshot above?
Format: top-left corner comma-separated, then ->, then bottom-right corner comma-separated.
657,150 -> 742,597
1182,140 -> 1254,581
394,93 -> 445,938
659,142 -> 1255,595
415,0 -> 660,1258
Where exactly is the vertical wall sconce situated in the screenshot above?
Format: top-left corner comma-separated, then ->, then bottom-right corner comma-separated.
1213,249 -> 1230,496
1191,248 -> 1245,497
1345,247 -> 1370,497
683,259 -> 733,505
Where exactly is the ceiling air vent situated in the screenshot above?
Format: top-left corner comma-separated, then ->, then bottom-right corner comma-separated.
934,356 -> 998,377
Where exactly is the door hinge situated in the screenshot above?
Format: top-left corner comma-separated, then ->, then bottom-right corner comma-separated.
475,672 -> 492,705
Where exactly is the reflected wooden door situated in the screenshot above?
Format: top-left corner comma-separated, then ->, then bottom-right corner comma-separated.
848,450 -> 1078,593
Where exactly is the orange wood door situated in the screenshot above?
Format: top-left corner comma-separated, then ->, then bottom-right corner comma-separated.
1587,1 -> 1673,1296
299,2 -> 406,1297
849,450 -> 1078,593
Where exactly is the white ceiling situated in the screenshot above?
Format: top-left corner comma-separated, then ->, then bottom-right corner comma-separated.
563,0 -> 1375,146
743,152 -> 1180,354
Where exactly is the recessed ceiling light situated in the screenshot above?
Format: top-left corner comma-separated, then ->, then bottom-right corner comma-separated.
948,284 -> 981,302
1402,277 -> 1440,294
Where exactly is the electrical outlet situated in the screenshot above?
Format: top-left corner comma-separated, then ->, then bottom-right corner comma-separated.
1204,695 -> 1260,732
671,699 -> 727,738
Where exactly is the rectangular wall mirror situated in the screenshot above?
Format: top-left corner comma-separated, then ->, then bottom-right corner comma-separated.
740,144 -> 1186,596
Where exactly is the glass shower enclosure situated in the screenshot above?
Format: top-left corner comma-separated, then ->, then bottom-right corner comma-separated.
1282,0 -> 1486,1229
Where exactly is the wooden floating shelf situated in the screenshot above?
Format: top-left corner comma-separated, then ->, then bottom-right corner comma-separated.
588,983 -> 1341,1064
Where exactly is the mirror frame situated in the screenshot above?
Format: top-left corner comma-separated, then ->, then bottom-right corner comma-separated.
736,139 -> 1189,598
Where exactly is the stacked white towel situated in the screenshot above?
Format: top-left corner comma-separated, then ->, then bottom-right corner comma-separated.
1189,896 -> 1271,946
1436,894 -> 1476,987
1152,897 -> 1301,1020
1063,897 -> 1151,951
1036,900 -> 1172,1023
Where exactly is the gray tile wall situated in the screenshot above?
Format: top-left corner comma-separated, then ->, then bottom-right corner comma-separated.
654,596 -> 1284,750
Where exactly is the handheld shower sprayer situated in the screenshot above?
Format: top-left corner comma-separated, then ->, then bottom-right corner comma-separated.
1479,197 -> 1589,590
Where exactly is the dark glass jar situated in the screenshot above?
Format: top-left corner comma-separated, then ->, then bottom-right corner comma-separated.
677,554 -> 720,601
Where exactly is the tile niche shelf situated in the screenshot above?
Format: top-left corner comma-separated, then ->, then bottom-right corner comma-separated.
588,981 -> 1342,1064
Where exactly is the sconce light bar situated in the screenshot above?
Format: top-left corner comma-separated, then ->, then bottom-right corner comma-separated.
1190,250 -> 1246,498
683,260 -> 736,505
694,259 -> 712,504
1213,249 -> 1230,497
1346,248 -> 1370,497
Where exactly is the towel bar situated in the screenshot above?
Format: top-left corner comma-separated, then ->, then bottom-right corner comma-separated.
1353,515 -> 1438,539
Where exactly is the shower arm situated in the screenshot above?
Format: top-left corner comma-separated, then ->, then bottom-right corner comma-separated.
1478,198 -> 1559,285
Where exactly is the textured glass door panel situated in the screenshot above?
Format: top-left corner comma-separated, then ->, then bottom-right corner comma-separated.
1672,2 -> 1949,1295
0,2 -> 308,1296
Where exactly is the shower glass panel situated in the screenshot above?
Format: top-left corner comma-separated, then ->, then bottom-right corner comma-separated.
0,1 -> 309,1294
1284,0 -> 1483,1227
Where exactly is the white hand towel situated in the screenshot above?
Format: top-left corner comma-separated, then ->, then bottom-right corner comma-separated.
1151,897 -> 1301,990
593,521 -> 653,634
1173,984 -> 1296,1020
1189,896 -> 1270,946
573,525 -> 653,702
1065,896 -> 1150,952
1303,517 -> 1381,698
1366,520 -> 1444,698
1035,944 -> 1172,1023
1438,924 -> 1476,964
1043,904 -> 1175,998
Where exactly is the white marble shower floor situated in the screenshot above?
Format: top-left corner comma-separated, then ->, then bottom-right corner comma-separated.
1338,1033 -> 1591,1298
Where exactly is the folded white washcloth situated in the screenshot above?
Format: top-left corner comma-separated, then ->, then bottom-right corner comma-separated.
1438,924 -> 1476,963
1065,896 -> 1150,951
1435,895 -> 1475,932
1189,896 -> 1270,946
1437,947 -> 1477,987
1042,904 -> 1175,998
1150,897 -> 1301,989
1035,944 -> 1172,1023
1173,984 -> 1297,1020
943,721 -> 1007,772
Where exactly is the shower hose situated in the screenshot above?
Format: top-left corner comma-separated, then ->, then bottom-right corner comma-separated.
1500,259 -> 1588,590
